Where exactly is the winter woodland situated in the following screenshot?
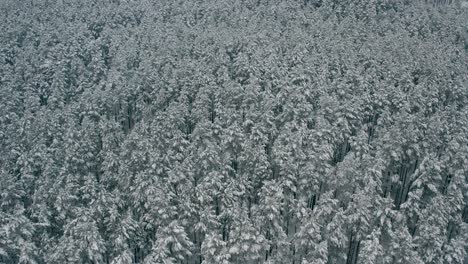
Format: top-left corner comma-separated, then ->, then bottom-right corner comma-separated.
1,0 -> 468,263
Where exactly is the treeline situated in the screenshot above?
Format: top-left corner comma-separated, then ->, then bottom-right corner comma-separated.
0,0 -> 467,263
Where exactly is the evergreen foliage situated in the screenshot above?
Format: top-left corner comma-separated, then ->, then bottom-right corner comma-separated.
0,0 -> 467,263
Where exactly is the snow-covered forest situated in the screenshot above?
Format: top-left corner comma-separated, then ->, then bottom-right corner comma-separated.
1,0 -> 468,263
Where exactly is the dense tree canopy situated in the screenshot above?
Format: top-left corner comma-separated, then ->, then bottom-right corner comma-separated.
1,0 -> 468,263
